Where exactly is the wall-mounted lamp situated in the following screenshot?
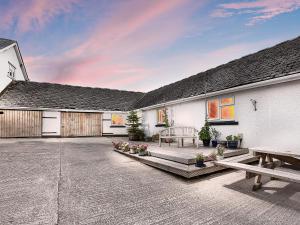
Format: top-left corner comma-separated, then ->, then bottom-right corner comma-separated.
250,99 -> 257,111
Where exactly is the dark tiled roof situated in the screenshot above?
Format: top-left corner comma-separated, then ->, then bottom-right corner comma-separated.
0,81 -> 144,111
134,36 -> 300,108
0,38 -> 15,49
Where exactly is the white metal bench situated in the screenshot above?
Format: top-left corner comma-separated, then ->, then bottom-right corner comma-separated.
159,126 -> 199,148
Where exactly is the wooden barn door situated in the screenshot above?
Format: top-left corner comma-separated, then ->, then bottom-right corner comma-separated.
0,110 -> 42,137
61,112 -> 102,137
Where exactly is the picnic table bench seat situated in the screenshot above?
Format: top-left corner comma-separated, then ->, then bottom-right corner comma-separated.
159,126 -> 199,148
216,161 -> 300,184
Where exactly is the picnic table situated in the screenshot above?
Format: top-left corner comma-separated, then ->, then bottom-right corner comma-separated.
216,147 -> 300,191
249,147 -> 300,190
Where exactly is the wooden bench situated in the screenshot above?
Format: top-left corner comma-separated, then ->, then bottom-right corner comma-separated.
216,161 -> 300,190
159,127 -> 199,148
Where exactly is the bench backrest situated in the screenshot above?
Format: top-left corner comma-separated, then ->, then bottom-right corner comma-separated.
159,126 -> 198,137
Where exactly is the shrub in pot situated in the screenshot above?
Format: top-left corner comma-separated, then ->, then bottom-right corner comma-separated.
195,153 -> 205,167
216,144 -> 225,160
199,121 -> 211,147
121,142 -> 130,152
226,135 -> 239,149
211,128 -> 221,148
138,144 -> 148,156
127,110 -> 143,141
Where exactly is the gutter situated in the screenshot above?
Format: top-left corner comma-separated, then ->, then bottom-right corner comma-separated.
139,71 -> 300,111
0,106 -> 128,114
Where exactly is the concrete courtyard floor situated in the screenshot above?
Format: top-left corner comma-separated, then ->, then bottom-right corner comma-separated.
0,138 -> 299,225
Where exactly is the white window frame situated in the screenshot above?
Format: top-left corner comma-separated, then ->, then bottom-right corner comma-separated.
157,108 -> 166,125
207,96 -> 235,121
7,61 -> 16,80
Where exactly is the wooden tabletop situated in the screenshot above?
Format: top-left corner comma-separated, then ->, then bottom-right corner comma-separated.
249,147 -> 300,158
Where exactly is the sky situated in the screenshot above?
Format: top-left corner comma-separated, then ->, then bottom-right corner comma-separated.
1,0 -> 300,92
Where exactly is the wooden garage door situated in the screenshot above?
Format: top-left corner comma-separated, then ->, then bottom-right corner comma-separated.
0,110 -> 42,137
61,112 -> 102,137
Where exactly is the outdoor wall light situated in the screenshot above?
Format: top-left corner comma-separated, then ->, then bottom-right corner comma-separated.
250,99 -> 257,111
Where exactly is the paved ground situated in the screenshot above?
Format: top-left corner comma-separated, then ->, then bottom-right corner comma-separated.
0,138 -> 299,225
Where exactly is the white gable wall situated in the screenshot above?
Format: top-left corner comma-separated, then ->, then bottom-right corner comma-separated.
0,46 -> 27,92
142,79 -> 300,149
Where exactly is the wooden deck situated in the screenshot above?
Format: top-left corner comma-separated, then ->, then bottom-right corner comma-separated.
114,145 -> 258,178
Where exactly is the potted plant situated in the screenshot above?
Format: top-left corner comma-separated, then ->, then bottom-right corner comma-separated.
112,141 -> 122,150
130,145 -> 138,154
195,153 -> 205,167
121,142 -> 130,152
211,128 -> 221,148
216,144 -> 225,160
138,144 -> 148,156
207,152 -> 217,161
127,110 -> 144,141
226,135 -> 240,149
199,121 -> 211,147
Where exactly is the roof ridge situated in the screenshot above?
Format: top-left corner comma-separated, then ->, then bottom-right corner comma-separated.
16,80 -> 144,94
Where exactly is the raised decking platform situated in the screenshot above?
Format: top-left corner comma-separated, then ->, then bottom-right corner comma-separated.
114,146 -> 258,178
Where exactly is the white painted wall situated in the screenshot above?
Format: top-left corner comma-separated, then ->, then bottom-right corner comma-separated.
102,112 -> 128,135
142,80 -> 300,149
0,46 -> 26,92
42,111 -> 61,136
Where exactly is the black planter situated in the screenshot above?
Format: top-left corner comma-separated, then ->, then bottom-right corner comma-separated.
202,139 -> 211,147
128,133 -> 139,141
212,140 -> 218,148
227,141 -> 238,149
195,160 -> 205,167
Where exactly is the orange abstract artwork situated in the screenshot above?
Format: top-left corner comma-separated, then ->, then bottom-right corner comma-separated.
221,97 -> 234,105
221,106 -> 234,120
208,99 -> 219,119
112,114 -> 125,125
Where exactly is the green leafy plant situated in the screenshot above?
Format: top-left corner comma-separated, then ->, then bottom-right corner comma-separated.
226,135 -> 240,141
211,128 -> 221,140
195,153 -> 205,162
199,121 -> 211,141
163,108 -> 170,128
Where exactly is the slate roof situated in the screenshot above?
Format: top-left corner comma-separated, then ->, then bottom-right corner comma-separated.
133,36 -> 300,108
0,81 -> 144,111
0,38 -> 15,50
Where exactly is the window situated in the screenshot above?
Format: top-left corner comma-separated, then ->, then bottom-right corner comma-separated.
157,108 -> 166,124
7,62 -> 16,80
111,114 -> 125,126
207,97 -> 235,120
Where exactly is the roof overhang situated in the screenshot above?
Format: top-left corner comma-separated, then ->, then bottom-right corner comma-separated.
139,71 -> 300,111
0,106 -> 128,113
0,42 -> 29,81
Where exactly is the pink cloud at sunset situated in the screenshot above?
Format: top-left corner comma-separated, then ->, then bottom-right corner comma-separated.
23,0 -> 207,90
0,0 -> 81,32
2,0 -> 300,91
213,0 -> 300,25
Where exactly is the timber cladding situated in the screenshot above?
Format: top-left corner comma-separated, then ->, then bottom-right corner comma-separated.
61,112 -> 102,137
0,110 -> 42,137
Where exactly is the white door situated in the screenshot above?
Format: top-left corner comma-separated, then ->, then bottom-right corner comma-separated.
42,111 -> 61,136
